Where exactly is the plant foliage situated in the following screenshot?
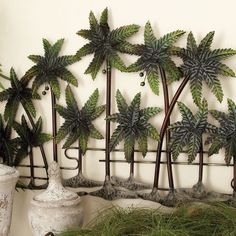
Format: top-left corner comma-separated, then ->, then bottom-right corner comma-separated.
177,31 -> 236,105
0,68 -> 40,123
126,22 -> 185,95
76,8 -> 140,80
208,99 -> 236,165
107,90 -> 161,162
58,203 -> 236,236
0,114 -> 19,166
13,115 -> 51,165
56,85 -> 105,154
169,99 -> 216,163
24,39 -> 78,99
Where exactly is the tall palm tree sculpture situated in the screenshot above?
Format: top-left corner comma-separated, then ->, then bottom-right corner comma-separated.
208,99 -> 236,199
143,31 -> 236,204
76,8 -> 140,198
107,90 -> 161,192
56,85 -> 105,187
13,115 -> 51,188
168,100 -> 217,202
24,39 -> 78,163
126,22 -> 185,196
0,68 -> 49,185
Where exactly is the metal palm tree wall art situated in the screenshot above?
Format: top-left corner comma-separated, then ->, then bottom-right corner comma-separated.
1,7 -> 236,206
56,85 -> 105,187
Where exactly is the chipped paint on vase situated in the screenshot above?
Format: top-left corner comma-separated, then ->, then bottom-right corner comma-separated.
0,165 -> 19,236
28,161 -> 83,236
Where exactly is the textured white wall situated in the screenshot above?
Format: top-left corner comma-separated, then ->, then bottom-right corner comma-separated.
1,0 -> 236,235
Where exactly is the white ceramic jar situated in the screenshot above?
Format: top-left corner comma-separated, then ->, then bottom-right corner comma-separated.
0,164 -> 19,236
28,161 -> 83,236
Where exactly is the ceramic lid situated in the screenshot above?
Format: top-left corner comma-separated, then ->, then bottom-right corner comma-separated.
0,164 -> 19,182
32,161 -> 80,208
0,164 -> 16,176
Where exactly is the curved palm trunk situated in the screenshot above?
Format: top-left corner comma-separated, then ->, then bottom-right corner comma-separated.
153,75 -> 190,191
159,67 -> 174,191
23,106 -> 48,176
50,88 -> 58,162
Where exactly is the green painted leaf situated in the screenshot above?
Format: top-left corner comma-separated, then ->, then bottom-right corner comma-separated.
110,24 -> 140,44
186,32 -> 197,52
137,136 -> 148,157
218,63 -> 236,77
146,69 -> 159,95
79,133 -> 89,155
109,125 -> 124,151
77,29 -> 92,40
50,39 -> 64,57
198,31 -> 214,53
49,77 -> 60,99
124,137 -> 135,162
144,21 -> 156,47
76,43 -> 94,58
190,78 -> 202,106
85,53 -> 105,80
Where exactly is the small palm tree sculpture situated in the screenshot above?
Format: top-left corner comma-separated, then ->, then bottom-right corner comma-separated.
126,22 -> 185,196
208,99 -> 236,198
127,21 -> 184,94
77,8 -> 140,198
24,39 -> 78,162
90,90 -> 161,199
148,31 -> 236,204
0,68 -> 49,175
13,115 -> 51,188
168,99 -> 216,202
76,8 -> 140,79
56,85 -> 105,187
0,114 -> 19,167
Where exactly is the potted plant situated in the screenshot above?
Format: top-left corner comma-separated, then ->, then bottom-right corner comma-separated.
56,85 -> 105,187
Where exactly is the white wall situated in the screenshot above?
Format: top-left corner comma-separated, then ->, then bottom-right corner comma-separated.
1,0 -> 236,235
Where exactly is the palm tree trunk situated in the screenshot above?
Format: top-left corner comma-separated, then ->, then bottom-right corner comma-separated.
129,150 -> 134,177
78,140 -> 82,174
198,139 -> 204,183
29,145 -> 35,186
22,104 -> 48,176
233,155 -> 236,196
159,66 -> 174,191
50,88 -> 58,162
105,61 -> 112,180
153,75 -> 190,189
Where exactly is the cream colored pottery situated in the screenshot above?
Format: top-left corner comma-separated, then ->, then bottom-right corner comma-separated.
28,161 -> 83,236
0,164 -> 19,236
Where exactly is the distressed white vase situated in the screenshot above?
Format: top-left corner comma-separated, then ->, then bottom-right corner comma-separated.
28,161 -> 83,236
0,164 -> 19,236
